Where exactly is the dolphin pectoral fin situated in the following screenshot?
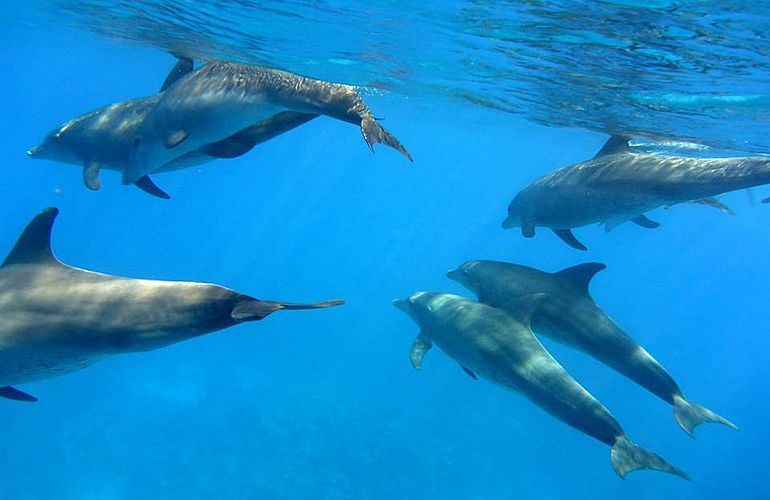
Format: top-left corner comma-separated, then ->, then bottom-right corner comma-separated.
552,229 -> 587,250
688,197 -> 735,215
554,263 -> 606,293
409,335 -> 432,370
165,129 -> 189,149
201,112 -> 319,159
160,55 -> 194,91
83,161 -> 101,190
499,293 -> 548,329
231,298 -> 344,321
593,135 -> 631,159
610,436 -> 690,480
134,176 -> 171,199
2,207 -> 59,268
631,214 -> 660,229
0,386 -> 38,402
360,115 -> 413,162
460,366 -> 478,380
762,196 -> 770,203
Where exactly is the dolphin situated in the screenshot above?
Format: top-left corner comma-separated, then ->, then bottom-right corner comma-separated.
0,208 -> 343,402
124,61 -> 413,185
447,260 -> 738,437
27,57 -> 318,198
393,291 -> 689,479
502,135 -> 770,250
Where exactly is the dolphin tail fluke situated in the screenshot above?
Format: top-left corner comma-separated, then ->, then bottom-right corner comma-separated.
231,298 -> 344,321
360,115 -> 413,162
610,436 -> 690,480
673,395 -> 738,437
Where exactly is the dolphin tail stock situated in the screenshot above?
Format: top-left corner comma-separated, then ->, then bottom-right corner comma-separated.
673,394 -> 738,437
610,435 -> 690,480
360,114 -> 413,162
230,298 -> 344,321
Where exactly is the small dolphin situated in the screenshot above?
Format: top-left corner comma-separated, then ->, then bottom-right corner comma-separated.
28,58 -> 318,198
393,291 -> 689,479
503,135 -> 770,250
124,61 -> 413,184
448,260 -> 737,437
0,208 -> 343,402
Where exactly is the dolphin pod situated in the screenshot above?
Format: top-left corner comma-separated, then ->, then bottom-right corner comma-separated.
0,208 -> 343,402
503,134 -> 770,250
19,51 -> 751,481
393,292 -> 689,480
447,260 -> 737,437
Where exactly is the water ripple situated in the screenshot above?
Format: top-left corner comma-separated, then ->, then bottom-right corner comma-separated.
42,0 -> 770,154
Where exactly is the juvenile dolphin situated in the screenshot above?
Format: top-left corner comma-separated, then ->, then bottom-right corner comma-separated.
28,58 -> 318,198
503,135 -> 770,250
393,291 -> 689,479
124,61 -> 413,184
448,260 -> 737,437
0,208 -> 343,402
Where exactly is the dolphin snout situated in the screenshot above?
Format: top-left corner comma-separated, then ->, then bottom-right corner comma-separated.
446,268 -> 463,281
501,215 -> 516,229
392,298 -> 410,312
27,145 -> 42,157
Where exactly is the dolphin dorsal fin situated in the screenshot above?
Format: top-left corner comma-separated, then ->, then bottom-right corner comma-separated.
500,293 -> 548,328
1,208 -> 60,268
554,263 -> 606,294
593,135 -> 631,158
160,55 -> 194,92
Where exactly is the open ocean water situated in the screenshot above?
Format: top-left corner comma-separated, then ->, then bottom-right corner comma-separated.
2,1 -> 769,499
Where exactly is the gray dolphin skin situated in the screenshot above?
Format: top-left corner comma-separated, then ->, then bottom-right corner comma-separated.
27,58 -> 318,198
393,291 -> 689,479
124,61 -> 413,184
503,134 -> 770,250
447,260 -> 738,437
0,208 -> 344,402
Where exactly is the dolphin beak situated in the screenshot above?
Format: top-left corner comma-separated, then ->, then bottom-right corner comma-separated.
27,145 -> 41,157
446,268 -> 462,281
501,216 -> 515,229
392,298 -> 410,312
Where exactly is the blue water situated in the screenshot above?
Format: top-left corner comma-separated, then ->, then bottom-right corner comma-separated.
2,1 -> 769,499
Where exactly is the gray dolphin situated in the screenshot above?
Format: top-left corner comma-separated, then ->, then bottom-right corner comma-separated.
0,208 -> 343,402
393,291 -> 689,479
447,260 -> 737,437
503,135 -> 770,250
124,61 -> 413,184
28,58 -> 318,198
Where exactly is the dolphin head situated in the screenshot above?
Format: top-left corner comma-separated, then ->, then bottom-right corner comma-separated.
393,291 -> 425,320
27,123 -> 83,165
446,261 -> 483,293
502,196 -> 525,229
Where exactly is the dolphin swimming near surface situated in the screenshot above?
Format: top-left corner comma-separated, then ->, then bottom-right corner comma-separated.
124,61 -> 413,185
0,208 -> 343,402
27,57 -> 319,198
502,134 -> 770,250
447,260 -> 737,437
393,291 -> 689,479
